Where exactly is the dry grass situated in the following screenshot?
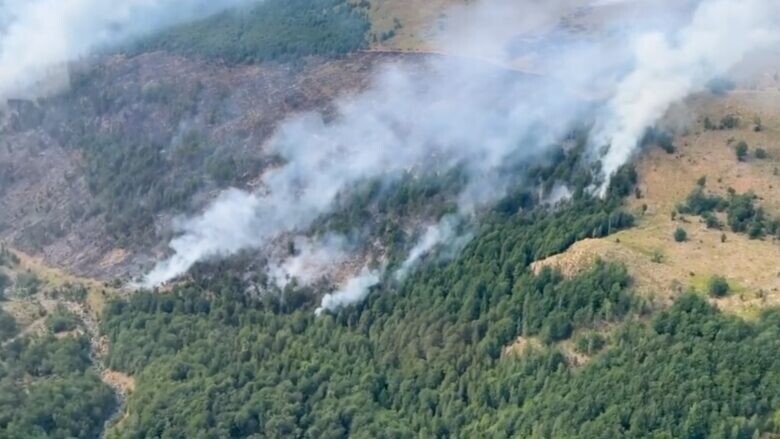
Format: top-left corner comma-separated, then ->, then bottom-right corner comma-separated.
102,369 -> 136,394
362,0 -> 465,50
4,247 -> 121,321
502,335 -> 543,358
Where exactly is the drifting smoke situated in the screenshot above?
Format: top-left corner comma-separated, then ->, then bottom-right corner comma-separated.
269,235 -> 352,289
144,0 -> 780,312
0,0 -> 259,100
393,216 -> 469,282
594,0 -> 780,182
145,0 -> 594,288
315,267 -> 381,315
143,189 -> 261,287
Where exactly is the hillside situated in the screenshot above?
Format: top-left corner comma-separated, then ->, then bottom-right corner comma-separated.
0,0 -> 780,438
0,51 -> 413,280
534,86 -> 780,318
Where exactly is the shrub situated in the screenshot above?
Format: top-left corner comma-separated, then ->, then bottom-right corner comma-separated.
674,227 -> 688,242
702,212 -> 721,229
15,271 -> 41,296
0,272 -> 9,300
708,276 -> 730,297
46,308 -> 79,334
0,309 -> 17,341
755,148 -> 768,159
735,141 -> 749,161
720,114 -> 739,130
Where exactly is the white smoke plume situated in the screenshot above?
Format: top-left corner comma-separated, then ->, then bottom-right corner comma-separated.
0,0 -> 259,100
393,216 -> 469,282
143,189 -> 262,287
269,234 -> 352,289
315,267 -> 381,315
594,0 -> 780,183
144,0 -> 780,312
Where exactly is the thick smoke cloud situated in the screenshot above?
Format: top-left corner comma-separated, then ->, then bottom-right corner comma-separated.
0,0 -> 258,100
144,0 -> 780,312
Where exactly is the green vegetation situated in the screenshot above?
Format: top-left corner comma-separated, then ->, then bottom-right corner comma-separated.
136,0 -> 369,64
0,309 -> 17,342
0,319 -> 116,438
101,265 -> 780,438
702,114 -> 739,130
45,306 -> 80,334
103,260 -> 641,438
0,273 -> 9,301
0,247 -> 19,267
573,331 -> 607,355
678,187 -> 780,239
674,227 -> 688,242
100,169 -> 644,437
735,141 -> 749,162
720,114 -> 740,130
14,271 -> 41,297
641,128 -> 675,154
73,126 -> 266,245
708,275 -> 730,297
59,0 -> 370,248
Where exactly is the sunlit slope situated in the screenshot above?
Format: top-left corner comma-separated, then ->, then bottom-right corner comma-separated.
535,87 -> 780,318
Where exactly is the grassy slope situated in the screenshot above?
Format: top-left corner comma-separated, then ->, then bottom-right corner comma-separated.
534,89 -> 780,318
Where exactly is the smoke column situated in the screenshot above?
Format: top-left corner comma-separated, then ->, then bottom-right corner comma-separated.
0,0 -> 259,100
315,268 -> 382,315
594,0 -> 780,182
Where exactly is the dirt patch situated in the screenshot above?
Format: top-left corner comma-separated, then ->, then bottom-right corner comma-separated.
502,335 -> 543,358
102,369 -> 136,395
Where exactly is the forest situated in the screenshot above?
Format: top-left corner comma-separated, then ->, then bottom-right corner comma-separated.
98,190 -> 780,437
0,314 -> 116,438
135,0 -> 370,64
87,146 -> 779,437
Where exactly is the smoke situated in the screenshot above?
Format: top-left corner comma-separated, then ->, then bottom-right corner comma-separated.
393,216 -> 469,282
0,0 -> 258,100
144,24 -> 593,287
143,0 -> 780,311
268,234 -> 352,289
315,267 -> 381,315
143,189 -> 262,287
593,0 -> 780,183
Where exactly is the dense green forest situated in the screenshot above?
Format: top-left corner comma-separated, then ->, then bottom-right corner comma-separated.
136,0 -> 370,63
94,153 -> 780,437
0,314 -> 116,438
100,195 -> 780,437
